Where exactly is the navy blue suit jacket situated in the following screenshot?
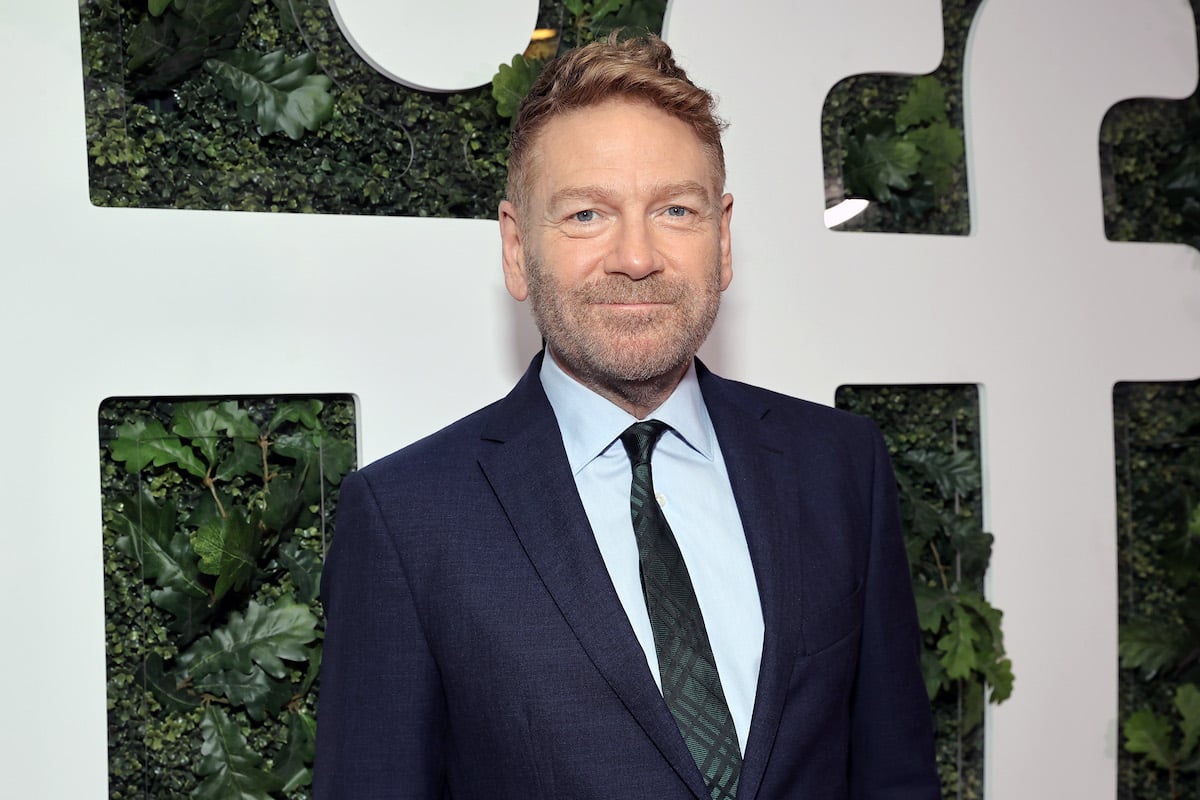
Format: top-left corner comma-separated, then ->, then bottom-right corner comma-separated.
314,354 -> 939,799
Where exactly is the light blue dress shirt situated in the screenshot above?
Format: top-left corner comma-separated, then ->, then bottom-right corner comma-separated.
540,351 -> 764,753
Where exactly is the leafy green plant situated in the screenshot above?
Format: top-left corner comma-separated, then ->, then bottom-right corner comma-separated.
101,396 -> 354,799
1125,684 -> 1200,800
842,75 -> 966,221
838,385 -> 1008,798
125,0 -> 333,139
1117,381 -> 1200,799
490,0 -> 667,120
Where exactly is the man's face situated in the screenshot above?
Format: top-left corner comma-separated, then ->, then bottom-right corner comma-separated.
499,98 -> 733,396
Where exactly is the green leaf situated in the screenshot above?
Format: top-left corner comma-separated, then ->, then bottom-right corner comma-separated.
271,712 -> 317,792
938,604 -> 980,680
591,0 -> 628,20
1125,709 -> 1176,769
191,514 -> 261,603
564,0 -> 586,15
907,120 -> 965,191
194,705 -> 278,800
1120,620 -> 1192,678
266,399 -> 323,434
111,487 -> 209,605
913,582 -> 951,633
493,55 -> 542,121
592,0 -> 667,38
149,0 -> 173,15
173,402 -> 224,466
216,437 -> 264,482
278,540 -> 322,604
920,646 -> 948,700
1178,683 -> 1200,762
896,75 -> 946,131
152,585 -> 213,639
110,419 -> 207,478
179,599 -> 318,681
843,130 -> 920,203
318,434 -> 356,487
192,665 -> 294,721
900,449 -> 981,498
205,51 -> 334,140
214,402 -> 262,440
143,654 -> 201,713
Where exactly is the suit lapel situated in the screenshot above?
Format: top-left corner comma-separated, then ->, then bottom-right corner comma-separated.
698,364 -> 804,800
477,355 -> 711,800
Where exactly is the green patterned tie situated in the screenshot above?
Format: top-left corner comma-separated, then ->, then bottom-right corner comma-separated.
620,420 -> 742,800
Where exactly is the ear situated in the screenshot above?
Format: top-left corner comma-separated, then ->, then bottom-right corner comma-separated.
718,192 -> 734,291
498,200 -> 529,301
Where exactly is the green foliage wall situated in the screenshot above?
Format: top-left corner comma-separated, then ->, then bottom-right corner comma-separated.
1103,4 -> 1200,798
101,397 -> 355,799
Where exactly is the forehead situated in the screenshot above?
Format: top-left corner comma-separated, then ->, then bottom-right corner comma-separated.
524,99 -> 718,202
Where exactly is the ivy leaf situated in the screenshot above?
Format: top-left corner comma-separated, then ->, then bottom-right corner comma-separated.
191,514 -> 261,603
267,399 -> 323,434
843,130 -> 920,203
272,712 -> 317,792
938,603 -> 980,680
206,51 -> 334,140
110,419 -> 207,478
111,487 -> 209,606
493,55 -> 542,121
194,705 -> 279,800
179,599 -> 318,681
1125,709 -> 1176,769
1177,683 -> 1200,762
193,665 -> 294,721
896,75 -> 947,131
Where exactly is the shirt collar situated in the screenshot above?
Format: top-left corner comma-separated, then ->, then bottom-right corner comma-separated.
540,349 -> 716,476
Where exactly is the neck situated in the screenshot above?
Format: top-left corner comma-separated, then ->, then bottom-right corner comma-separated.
547,349 -> 689,419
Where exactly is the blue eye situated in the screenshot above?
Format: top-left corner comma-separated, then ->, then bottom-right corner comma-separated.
574,209 -> 596,223
666,206 -> 689,217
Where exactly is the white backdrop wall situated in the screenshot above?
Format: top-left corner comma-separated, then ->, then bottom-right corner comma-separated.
2,1 -> 1198,797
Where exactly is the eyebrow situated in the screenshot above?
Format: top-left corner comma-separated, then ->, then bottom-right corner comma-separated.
546,181 -> 713,211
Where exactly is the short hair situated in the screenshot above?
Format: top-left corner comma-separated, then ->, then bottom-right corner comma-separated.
505,33 -> 727,211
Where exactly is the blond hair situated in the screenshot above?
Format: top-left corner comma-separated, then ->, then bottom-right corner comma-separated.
505,34 -> 727,210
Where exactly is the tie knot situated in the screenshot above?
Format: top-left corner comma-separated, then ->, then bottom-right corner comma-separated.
620,420 -> 670,467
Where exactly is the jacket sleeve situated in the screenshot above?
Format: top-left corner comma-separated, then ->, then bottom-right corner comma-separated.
849,427 -> 942,799
314,469 -> 448,799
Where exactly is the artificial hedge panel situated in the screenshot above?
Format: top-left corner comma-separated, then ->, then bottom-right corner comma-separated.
100,396 -> 356,799
837,385 -> 994,800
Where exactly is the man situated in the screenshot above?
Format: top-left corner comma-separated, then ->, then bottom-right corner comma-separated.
315,34 -> 939,800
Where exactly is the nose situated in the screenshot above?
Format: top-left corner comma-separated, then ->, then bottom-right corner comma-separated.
609,217 -> 660,279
